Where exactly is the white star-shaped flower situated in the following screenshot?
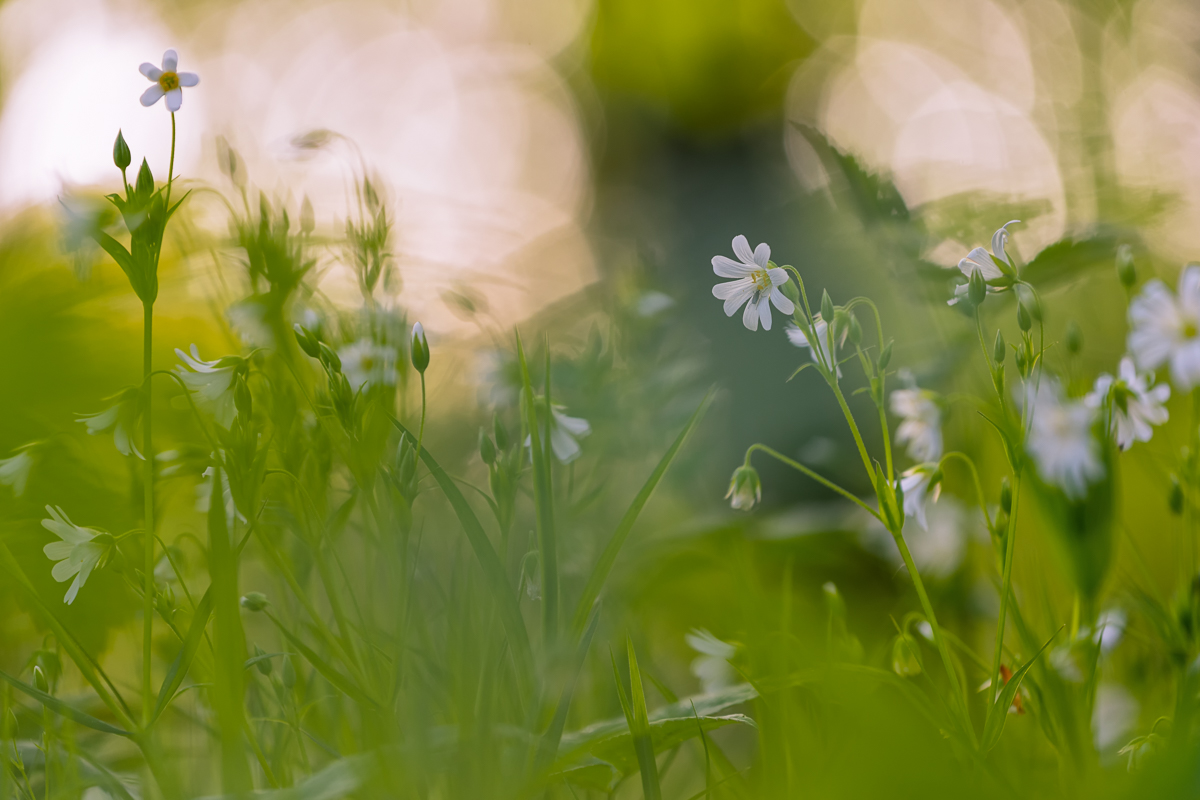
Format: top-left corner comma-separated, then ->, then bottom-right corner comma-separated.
1085,357 -> 1170,451
948,220 -> 1018,305
685,629 -> 737,693
525,405 -> 591,464
77,388 -> 143,458
1128,265 -> 1200,390
900,465 -> 941,531
711,235 -> 794,331
0,448 -> 33,496
891,387 -> 943,463
786,314 -> 844,375
139,49 -> 199,112
338,339 -> 398,391
1026,378 -> 1103,499
41,506 -> 113,605
175,345 -> 241,428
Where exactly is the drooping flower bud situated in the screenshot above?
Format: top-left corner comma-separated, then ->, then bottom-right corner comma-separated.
318,342 -> 341,373
725,465 -> 762,511
847,313 -> 862,346
33,665 -> 49,694
1116,244 -> 1136,289
1017,301 -> 1032,332
493,414 -> 510,451
113,130 -> 131,171
411,322 -> 430,374
479,429 -> 497,465
240,592 -> 269,612
254,644 -> 273,676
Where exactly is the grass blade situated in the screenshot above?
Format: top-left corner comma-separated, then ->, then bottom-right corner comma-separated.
981,626 -> 1062,751
571,388 -> 714,637
150,586 -> 213,725
266,611 -> 380,709
616,638 -> 662,800
390,416 -> 535,700
517,330 -> 558,644
0,668 -> 131,737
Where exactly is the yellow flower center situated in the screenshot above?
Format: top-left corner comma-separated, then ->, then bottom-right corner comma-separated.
158,71 -> 180,92
750,268 -> 772,293
361,356 -> 375,371
1185,320 -> 1199,339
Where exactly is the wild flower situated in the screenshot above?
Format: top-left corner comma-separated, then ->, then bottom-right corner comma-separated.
786,314 -> 843,375
891,385 -> 943,462
41,506 -> 114,605
77,388 -> 143,458
1025,379 -> 1103,499
0,448 -> 34,496
1085,357 -> 1169,450
685,629 -> 737,692
338,339 -> 398,390
139,49 -> 199,112
175,345 -> 244,428
711,235 -> 794,331
526,405 -> 591,464
725,464 -> 761,511
900,465 -> 941,531
1128,265 -> 1200,390
949,220 -> 1019,305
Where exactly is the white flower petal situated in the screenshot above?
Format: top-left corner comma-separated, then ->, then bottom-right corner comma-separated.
731,235 -> 755,265
720,283 -> 755,317
712,256 -> 755,278
139,63 -> 162,80
712,278 -> 753,300
758,296 -> 773,331
165,88 -> 183,112
140,85 -> 165,106
161,49 -> 178,73
177,72 -> 200,87
752,242 -> 771,268
769,287 -> 794,315
742,297 -> 760,331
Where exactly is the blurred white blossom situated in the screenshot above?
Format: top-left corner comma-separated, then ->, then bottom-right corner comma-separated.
1026,379 -> 1103,499
339,339 -> 397,390
1085,357 -> 1169,450
711,235 -> 794,332
526,405 -> 591,464
786,314 -> 843,375
948,220 -> 1018,305
0,448 -> 33,496
77,388 -> 142,458
686,628 -> 737,693
175,345 -> 241,428
891,387 -> 942,462
1128,265 -> 1200,390
900,465 -> 940,532
41,506 -> 112,605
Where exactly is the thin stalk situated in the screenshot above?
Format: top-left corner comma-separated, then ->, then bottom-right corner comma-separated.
165,113 -> 176,210
142,300 -> 154,729
828,377 -> 875,481
745,445 -> 882,523
988,472 -> 1021,717
939,452 -> 994,532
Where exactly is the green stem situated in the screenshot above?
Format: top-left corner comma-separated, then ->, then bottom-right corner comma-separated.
988,472 -> 1020,717
142,300 -> 154,729
745,444 -> 882,523
828,377 -> 875,480
165,113 -> 176,210
415,372 -> 427,464
938,452 -> 994,531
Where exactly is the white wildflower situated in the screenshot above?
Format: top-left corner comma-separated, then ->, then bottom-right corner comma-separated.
41,506 -> 113,605
1026,379 -> 1103,499
948,220 -> 1018,305
686,629 -> 737,693
175,345 -> 242,428
1128,265 -> 1200,390
725,465 -> 761,511
339,339 -> 397,390
900,465 -> 941,532
786,314 -> 844,374
139,49 -> 199,112
0,449 -> 33,496
891,387 -> 943,462
526,405 -> 591,464
711,235 -> 794,332
77,388 -> 142,458
1085,357 -> 1169,450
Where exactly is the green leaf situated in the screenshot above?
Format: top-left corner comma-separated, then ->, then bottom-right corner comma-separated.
570,388 -> 714,638
981,629 -> 1061,752
532,603 -> 601,779
150,587 -> 213,725
0,668 -> 131,737
625,639 -> 662,800
516,331 -> 558,643
389,416 -> 535,699
266,611 -> 380,709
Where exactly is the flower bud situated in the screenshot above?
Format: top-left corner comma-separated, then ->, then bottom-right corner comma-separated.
1116,244 -> 1136,289
33,665 -> 48,694
1000,476 -> 1012,514
411,322 -> 430,374
847,313 -> 862,345
135,158 -> 154,199
234,374 -> 253,420
113,130 -> 131,171
493,414 -> 510,451
878,339 -> 893,371
725,465 -> 762,511
300,196 -> 315,235
993,330 -> 1006,363
820,290 -> 834,324
891,634 -> 922,677
1017,301 -> 1032,332
318,342 -> 341,373
1066,321 -> 1082,355
240,592 -> 269,612
293,323 -> 320,358
479,429 -> 496,465
1170,475 -> 1184,516
254,644 -> 273,676
780,276 -> 800,306
281,654 -> 296,689
1014,346 -> 1028,375
968,269 -> 987,306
